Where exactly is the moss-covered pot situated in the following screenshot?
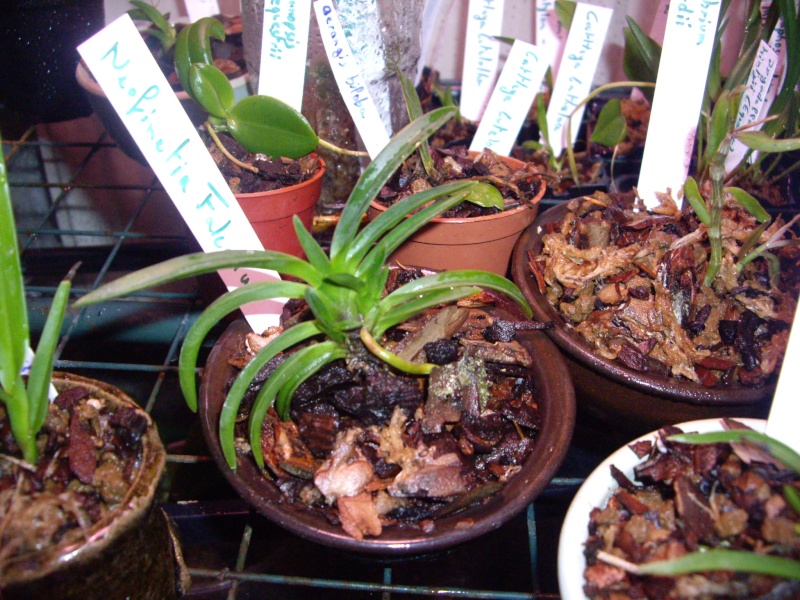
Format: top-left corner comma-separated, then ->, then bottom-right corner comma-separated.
1,372 -> 187,599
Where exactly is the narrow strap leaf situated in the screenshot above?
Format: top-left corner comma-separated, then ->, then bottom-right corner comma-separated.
218,320 -> 321,469
292,215 -> 329,273
683,177 -> 710,226
372,287 -> 481,338
726,187 -> 770,223
178,280 -> 308,411
638,549 -> 800,580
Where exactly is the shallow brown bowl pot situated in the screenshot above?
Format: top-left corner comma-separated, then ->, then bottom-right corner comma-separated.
1,372 -> 187,599
510,202 -> 773,439
198,312 -> 576,555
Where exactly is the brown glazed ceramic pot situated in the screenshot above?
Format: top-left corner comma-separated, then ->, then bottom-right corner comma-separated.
510,202 -> 773,439
234,157 -> 325,259
366,154 -> 546,276
1,373 -> 187,599
198,310 -> 576,555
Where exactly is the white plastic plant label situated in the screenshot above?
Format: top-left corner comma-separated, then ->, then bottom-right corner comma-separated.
470,40 -> 548,157
766,303 -> 800,454
636,0 -> 724,209
460,0 -> 506,122
312,0 -> 390,158
724,40 -> 779,174
544,3 -> 613,158
649,0 -> 671,44
535,0 -> 568,80
78,14 -> 285,331
185,0 -> 220,22
257,0 -> 312,111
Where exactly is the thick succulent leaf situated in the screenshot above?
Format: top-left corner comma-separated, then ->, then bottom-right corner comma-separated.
292,215 -> 329,274
248,342 -> 346,467
705,89 -> 736,167
726,187 -> 770,223
189,63 -> 234,119
74,250 -> 322,307
330,107 -> 457,264
346,180 -> 476,268
29,277 -> 71,434
177,280 -> 308,412
322,273 -> 365,293
682,176 -> 710,226
622,16 -> 661,91
129,1 -> 176,53
463,183 -> 504,209
590,99 -> 627,148
372,287 -> 481,338
737,130 -> 800,153
187,17 -> 225,66
381,270 -> 532,318
227,95 -> 318,158
219,320 -> 322,468
0,151 -> 29,395
173,25 -> 193,97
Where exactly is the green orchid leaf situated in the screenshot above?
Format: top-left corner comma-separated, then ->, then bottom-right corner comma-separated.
521,140 -> 544,151
346,180 -> 476,269
555,0 -> 576,31
128,1 -> 176,53
28,275 -> 72,436
219,320 -> 322,469
637,549 -> 800,580
227,95 -> 318,158
322,273 -> 365,293
682,177 -> 711,226
74,250 -> 323,307
373,287 -> 481,338
304,288 -> 356,342
463,182 -> 504,209
737,130 -> 800,153
738,219 -> 771,261
784,484 -> 800,516
668,429 -> 800,475
330,106 -> 457,264
187,17 -> 225,66
292,215 -> 330,274
726,186 -> 770,223
0,148 -> 29,396
590,99 -> 628,148
178,280 -> 309,412
397,68 -> 435,177
705,89 -> 735,167
173,25 -> 193,98
188,63 -> 234,119
383,270 -> 532,318
622,16 -> 661,98
536,93 -> 549,148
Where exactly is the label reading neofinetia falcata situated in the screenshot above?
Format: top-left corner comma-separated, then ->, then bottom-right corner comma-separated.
470,40 -> 548,157
257,0 -> 312,111
78,14 -> 285,330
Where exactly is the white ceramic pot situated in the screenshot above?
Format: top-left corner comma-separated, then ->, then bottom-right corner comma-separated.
557,417 -> 767,600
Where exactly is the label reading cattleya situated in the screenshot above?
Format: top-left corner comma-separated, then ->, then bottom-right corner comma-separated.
312,0 -> 390,158
257,0 -> 312,111
636,0 -> 724,209
185,0 -> 220,22
470,40 -> 548,157
544,3 -> 613,158
724,40 -> 779,174
535,0 -> 568,80
78,14 -> 285,330
460,0 -> 506,122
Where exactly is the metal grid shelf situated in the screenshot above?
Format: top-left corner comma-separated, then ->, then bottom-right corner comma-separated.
4,126 -> 617,599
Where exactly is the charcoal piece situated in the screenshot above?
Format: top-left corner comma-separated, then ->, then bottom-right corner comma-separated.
423,338 -> 460,364
109,406 -> 149,448
54,386 -> 92,410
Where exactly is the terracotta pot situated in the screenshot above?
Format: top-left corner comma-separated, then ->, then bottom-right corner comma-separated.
366,154 -> 546,276
510,202 -> 773,439
1,373 -> 188,599
235,157 -> 325,258
75,60 -> 249,164
557,418 -> 767,600
198,311 -> 576,555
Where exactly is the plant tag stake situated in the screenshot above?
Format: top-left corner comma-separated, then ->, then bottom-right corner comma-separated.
535,0 -> 568,81
649,0 -> 671,44
766,304 -> 800,453
312,0 -> 390,158
470,40 -> 548,157
185,0 -> 220,22
723,40 -> 779,174
545,3 -> 613,158
257,0 -> 312,111
636,0 -> 723,209
78,14 -> 286,332
460,0 -> 506,122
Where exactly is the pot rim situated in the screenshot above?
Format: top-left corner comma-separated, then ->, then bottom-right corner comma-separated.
198,310 -> 576,555
234,155 -> 326,199
2,372 -> 166,584
510,201 -> 776,406
557,417 -> 767,600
